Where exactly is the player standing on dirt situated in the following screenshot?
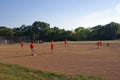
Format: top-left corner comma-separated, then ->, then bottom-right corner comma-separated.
100,40 -> 102,47
21,42 -> 24,48
30,42 -> 36,56
97,40 -> 100,49
97,40 -> 102,49
107,43 -> 110,47
51,40 -> 54,53
64,39 -> 67,47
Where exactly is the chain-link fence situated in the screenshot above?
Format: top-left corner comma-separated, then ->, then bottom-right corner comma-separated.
0,36 -> 30,44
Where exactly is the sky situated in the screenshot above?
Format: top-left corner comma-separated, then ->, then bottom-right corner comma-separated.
0,0 -> 120,30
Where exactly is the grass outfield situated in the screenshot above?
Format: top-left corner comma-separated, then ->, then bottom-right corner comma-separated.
0,63 -> 107,80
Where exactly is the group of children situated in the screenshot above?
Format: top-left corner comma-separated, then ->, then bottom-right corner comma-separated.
96,40 -> 110,49
97,40 -> 102,49
20,39 -> 68,56
21,41 -> 36,56
21,39 -> 110,56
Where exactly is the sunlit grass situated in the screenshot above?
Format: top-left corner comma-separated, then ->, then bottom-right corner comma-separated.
0,63 -> 108,80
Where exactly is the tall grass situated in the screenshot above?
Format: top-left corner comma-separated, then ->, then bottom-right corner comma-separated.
0,63 -> 108,80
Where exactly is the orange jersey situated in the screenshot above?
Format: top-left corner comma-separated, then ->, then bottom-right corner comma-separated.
97,41 -> 100,45
107,43 -> 110,46
100,41 -> 102,46
21,42 -> 24,47
30,43 -> 34,49
51,44 -> 54,49
65,39 -> 67,44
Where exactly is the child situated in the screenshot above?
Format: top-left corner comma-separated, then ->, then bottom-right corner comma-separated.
64,39 -> 67,47
107,43 -> 110,47
30,42 -> 36,56
97,40 -> 100,49
51,40 -> 54,53
100,40 -> 102,47
21,42 -> 24,48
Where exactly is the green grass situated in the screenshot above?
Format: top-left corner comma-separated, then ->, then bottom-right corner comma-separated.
0,63 -> 108,80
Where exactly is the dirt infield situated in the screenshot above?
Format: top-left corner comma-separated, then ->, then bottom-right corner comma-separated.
0,41 -> 120,80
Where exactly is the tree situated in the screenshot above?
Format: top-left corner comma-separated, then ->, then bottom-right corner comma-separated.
0,26 -> 13,36
74,27 -> 84,40
1,21 -> 120,42
90,25 -> 103,40
90,22 -> 120,40
32,21 -> 51,41
13,27 -> 22,36
50,27 -> 64,41
74,27 -> 90,40
103,22 -> 120,40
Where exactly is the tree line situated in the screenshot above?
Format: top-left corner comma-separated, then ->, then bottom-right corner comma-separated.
0,21 -> 120,42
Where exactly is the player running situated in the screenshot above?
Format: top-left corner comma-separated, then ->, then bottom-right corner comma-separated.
51,40 -> 54,53
30,42 -> 36,56
64,39 -> 67,47
97,40 -> 100,49
21,42 -> 24,48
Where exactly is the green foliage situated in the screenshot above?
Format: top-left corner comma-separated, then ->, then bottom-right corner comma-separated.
0,21 -> 120,41
0,63 -> 107,80
74,27 -> 91,40
32,21 -> 51,41
0,26 -> 14,36
91,22 -> 120,40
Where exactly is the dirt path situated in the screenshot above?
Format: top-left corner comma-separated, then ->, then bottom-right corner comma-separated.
0,42 -> 120,80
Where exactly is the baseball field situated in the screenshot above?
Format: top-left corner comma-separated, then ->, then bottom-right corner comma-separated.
0,41 -> 120,80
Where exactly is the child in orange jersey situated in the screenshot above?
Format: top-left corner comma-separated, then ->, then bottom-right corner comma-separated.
51,40 -> 54,53
21,42 -> 24,48
30,42 -> 36,56
100,40 -> 102,47
97,40 -> 100,49
107,43 -> 110,47
64,39 -> 67,47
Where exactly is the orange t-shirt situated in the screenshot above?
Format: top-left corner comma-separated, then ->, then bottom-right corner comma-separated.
100,41 -> 102,46
21,42 -> 23,47
96,41 -> 100,46
65,39 -> 67,44
30,43 -> 34,49
51,43 -> 54,49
